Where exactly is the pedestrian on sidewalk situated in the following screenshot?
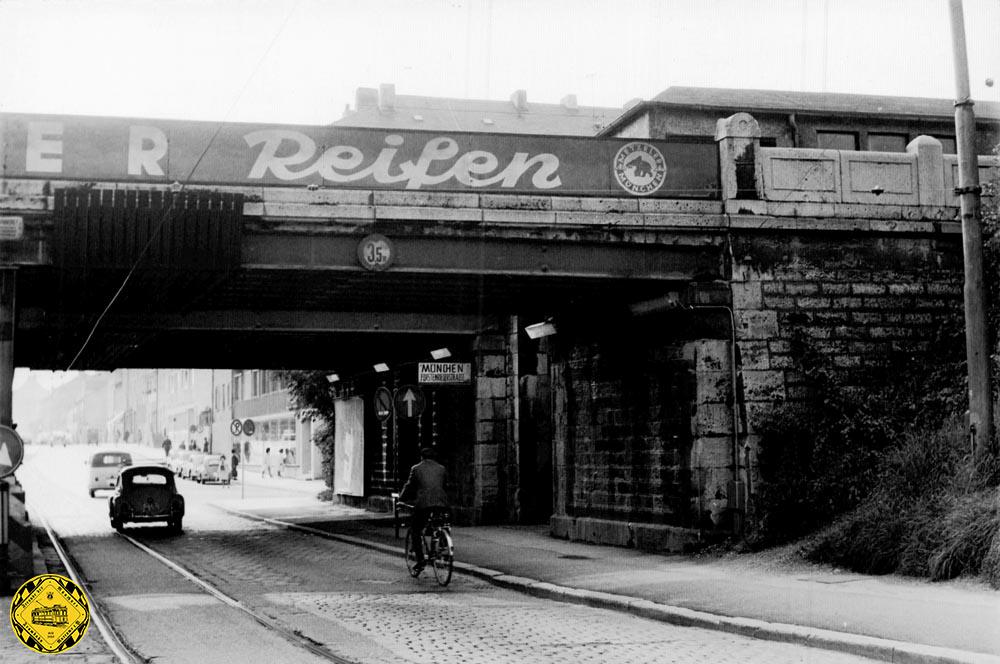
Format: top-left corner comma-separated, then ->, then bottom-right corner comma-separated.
230,446 -> 240,481
262,447 -> 274,478
277,448 -> 284,477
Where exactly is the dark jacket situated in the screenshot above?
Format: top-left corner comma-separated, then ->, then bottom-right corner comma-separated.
399,459 -> 449,509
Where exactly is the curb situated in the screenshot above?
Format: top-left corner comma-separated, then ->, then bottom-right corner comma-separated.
212,505 -> 1000,664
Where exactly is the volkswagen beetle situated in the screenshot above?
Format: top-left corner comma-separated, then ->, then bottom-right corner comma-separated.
109,465 -> 185,533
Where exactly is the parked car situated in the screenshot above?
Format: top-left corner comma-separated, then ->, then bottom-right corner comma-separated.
108,465 -> 185,533
167,450 -> 189,476
186,452 -> 206,481
197,455 -> 229,485
87,450 -> 133,497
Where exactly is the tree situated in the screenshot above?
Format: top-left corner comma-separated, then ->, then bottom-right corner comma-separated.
278,370 -> 338,488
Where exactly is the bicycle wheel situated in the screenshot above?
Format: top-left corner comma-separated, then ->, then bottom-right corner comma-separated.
431,529 -> 453,586
404,528 -> 421,577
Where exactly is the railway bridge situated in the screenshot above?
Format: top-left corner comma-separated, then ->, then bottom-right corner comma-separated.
1,111 -> 997,548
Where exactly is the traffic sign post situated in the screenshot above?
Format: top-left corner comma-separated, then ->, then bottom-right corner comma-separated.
0,425 -> 20,593
230,419 -> 256,500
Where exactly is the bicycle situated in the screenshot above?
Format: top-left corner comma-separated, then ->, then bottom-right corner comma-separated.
398,503 -> 454,586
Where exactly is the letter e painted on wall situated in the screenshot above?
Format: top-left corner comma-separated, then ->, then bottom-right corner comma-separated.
26,121 -> 63,173
128,126 -> 168,176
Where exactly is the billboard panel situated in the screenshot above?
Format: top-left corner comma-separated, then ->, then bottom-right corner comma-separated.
0,113 -> 719,199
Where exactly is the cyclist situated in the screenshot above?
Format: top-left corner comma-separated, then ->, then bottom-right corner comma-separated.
398,446 -> 449,574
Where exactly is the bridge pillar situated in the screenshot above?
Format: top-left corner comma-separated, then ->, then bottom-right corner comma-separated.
716,113 -> 763,203
0,268 -> 14,428
907,135 -> 946,206
472,322 -> 515,523
0,268 -> 17,592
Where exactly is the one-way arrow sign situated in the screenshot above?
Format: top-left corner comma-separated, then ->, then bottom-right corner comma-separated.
393,385 -> 425,420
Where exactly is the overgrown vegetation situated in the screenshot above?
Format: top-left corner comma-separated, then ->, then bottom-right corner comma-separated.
277,371 -> 337,493
750,150 -> 1000,586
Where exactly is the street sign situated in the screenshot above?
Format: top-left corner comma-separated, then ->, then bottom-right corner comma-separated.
229,419 -> 243,436
0,425 -> 25,478
242,419 -> 256,436
419,361 -> 472,385
0,216 -> 24,241
393,385 -> 425,420
374,387 -> 393,421
357,234 -> 394,271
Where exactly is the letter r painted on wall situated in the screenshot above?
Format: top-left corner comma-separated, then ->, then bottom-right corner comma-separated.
128,126 -> 168,176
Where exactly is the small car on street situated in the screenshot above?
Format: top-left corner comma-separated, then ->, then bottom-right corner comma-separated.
186,452 -> 206,481
87,450 -> 133,497
108,465 -> 185,533
197,455 -> 229,484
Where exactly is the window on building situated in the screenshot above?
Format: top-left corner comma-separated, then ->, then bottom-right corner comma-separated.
265,371 -> 285,394
817,131 -> 859,151
867,133 -> 908,152
932,136 -> 957,154
232,373 -> 243,402
250,370 -> 266,397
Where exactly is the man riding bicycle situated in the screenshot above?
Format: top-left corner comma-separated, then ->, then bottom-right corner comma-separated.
398,446 -> 449,574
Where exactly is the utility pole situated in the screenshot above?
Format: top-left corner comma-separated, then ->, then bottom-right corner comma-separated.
949,0 -> 995,467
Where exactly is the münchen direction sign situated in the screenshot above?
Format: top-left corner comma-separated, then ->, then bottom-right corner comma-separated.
418,362 -> 472,385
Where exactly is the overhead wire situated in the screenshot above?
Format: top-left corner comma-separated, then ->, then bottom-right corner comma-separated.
66,1 -> 302,370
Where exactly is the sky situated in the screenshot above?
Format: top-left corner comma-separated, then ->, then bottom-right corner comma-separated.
0,0 -> 997,126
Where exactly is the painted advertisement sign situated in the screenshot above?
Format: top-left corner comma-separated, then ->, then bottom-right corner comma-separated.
0,113 -> 719,198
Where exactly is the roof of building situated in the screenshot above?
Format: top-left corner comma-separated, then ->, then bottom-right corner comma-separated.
599,86 -> 1000,135
333,84 -> 622,136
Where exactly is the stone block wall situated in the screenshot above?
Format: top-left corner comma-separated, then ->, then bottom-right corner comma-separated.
472,322 -> 516,524
554,325 -> 697,527
730,231 -> 966,476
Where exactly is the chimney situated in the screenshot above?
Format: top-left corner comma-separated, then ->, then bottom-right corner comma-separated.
510,89 -> 528,112
561,94 -> 578,111
378,83 -> 396,113
355,87 -> 378,109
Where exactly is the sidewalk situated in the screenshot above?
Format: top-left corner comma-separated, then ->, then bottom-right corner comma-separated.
215,492 -> 1000,664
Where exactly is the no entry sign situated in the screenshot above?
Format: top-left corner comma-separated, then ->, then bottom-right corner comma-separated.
374,387 -> 393,421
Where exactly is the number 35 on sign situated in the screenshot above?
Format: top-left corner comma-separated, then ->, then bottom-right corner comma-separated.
357,234 -> 394,271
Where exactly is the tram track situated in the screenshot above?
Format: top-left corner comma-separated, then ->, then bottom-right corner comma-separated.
32,477 -> 360,664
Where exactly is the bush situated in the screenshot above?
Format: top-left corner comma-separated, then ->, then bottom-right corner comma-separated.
928,490 -> 1000,580
750,313 -> 966,549
800,420 -> 1000,584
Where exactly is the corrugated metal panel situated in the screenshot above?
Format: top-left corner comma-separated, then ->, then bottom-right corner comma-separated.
53,188 -> 243,270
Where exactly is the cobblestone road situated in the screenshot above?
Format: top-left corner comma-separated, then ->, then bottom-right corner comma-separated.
145,525 -> 880,664
16,446 -> 883,664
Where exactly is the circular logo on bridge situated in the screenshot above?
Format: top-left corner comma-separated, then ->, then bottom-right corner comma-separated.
612,142 -> 666,196
9,574 -> 91,654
